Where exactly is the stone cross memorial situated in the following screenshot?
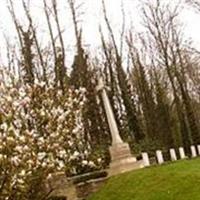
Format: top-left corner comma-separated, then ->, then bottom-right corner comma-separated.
96,75 -> 143,176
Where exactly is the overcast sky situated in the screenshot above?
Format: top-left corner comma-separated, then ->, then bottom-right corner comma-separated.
0,0 -> 200,65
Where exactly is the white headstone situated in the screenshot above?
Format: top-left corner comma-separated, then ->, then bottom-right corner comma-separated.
197,145 -> 200,155
179,147 -> 186,159
190,145 -> 197,158
169,148 -> 177,161
156,150 -> 164,164
142,152 -> 150,167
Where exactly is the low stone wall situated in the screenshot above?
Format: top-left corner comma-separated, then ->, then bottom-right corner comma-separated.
45,172 -> 76,200
76,177 -> 108,200
45,171 -> 108,200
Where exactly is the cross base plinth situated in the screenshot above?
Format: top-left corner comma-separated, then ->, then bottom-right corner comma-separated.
108,142 -> 144,176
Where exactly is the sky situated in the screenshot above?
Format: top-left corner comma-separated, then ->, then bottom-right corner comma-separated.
0,0 -> 200,65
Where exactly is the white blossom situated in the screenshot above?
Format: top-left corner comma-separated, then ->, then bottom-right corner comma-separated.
38,152 -> 46,160
0,154 -> 3,161
0,122 -> 8,131
82,160 -> 88,166
0,78 -> 101,199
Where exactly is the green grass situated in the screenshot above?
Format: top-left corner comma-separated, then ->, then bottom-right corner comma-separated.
88,159 -> 200,200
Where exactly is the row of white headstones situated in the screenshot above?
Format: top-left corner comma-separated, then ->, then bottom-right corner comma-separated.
142,145 -> 200,167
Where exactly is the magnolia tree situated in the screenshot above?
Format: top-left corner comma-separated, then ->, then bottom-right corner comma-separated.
0,78 -> 103,200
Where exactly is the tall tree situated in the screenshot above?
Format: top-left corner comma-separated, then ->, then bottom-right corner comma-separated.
127,40 -> 159,142
141,0 -> 200,150
68,0 -> 111,153
43,0 -> 66,89
101,0 -> 144,142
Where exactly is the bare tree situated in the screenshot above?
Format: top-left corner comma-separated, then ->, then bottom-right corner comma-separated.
186,0 -> 200,12
22,0 -> 47,83
101,0 -> 145,142
141,0 -> 200,149
8,0 -> 35,84
52,0 -> 66,89
7,0 -> 23,48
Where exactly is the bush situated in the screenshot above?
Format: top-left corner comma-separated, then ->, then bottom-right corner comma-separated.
131,138 -> 163,158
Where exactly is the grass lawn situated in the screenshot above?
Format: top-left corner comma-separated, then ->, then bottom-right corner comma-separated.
88,158 -> 200,200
